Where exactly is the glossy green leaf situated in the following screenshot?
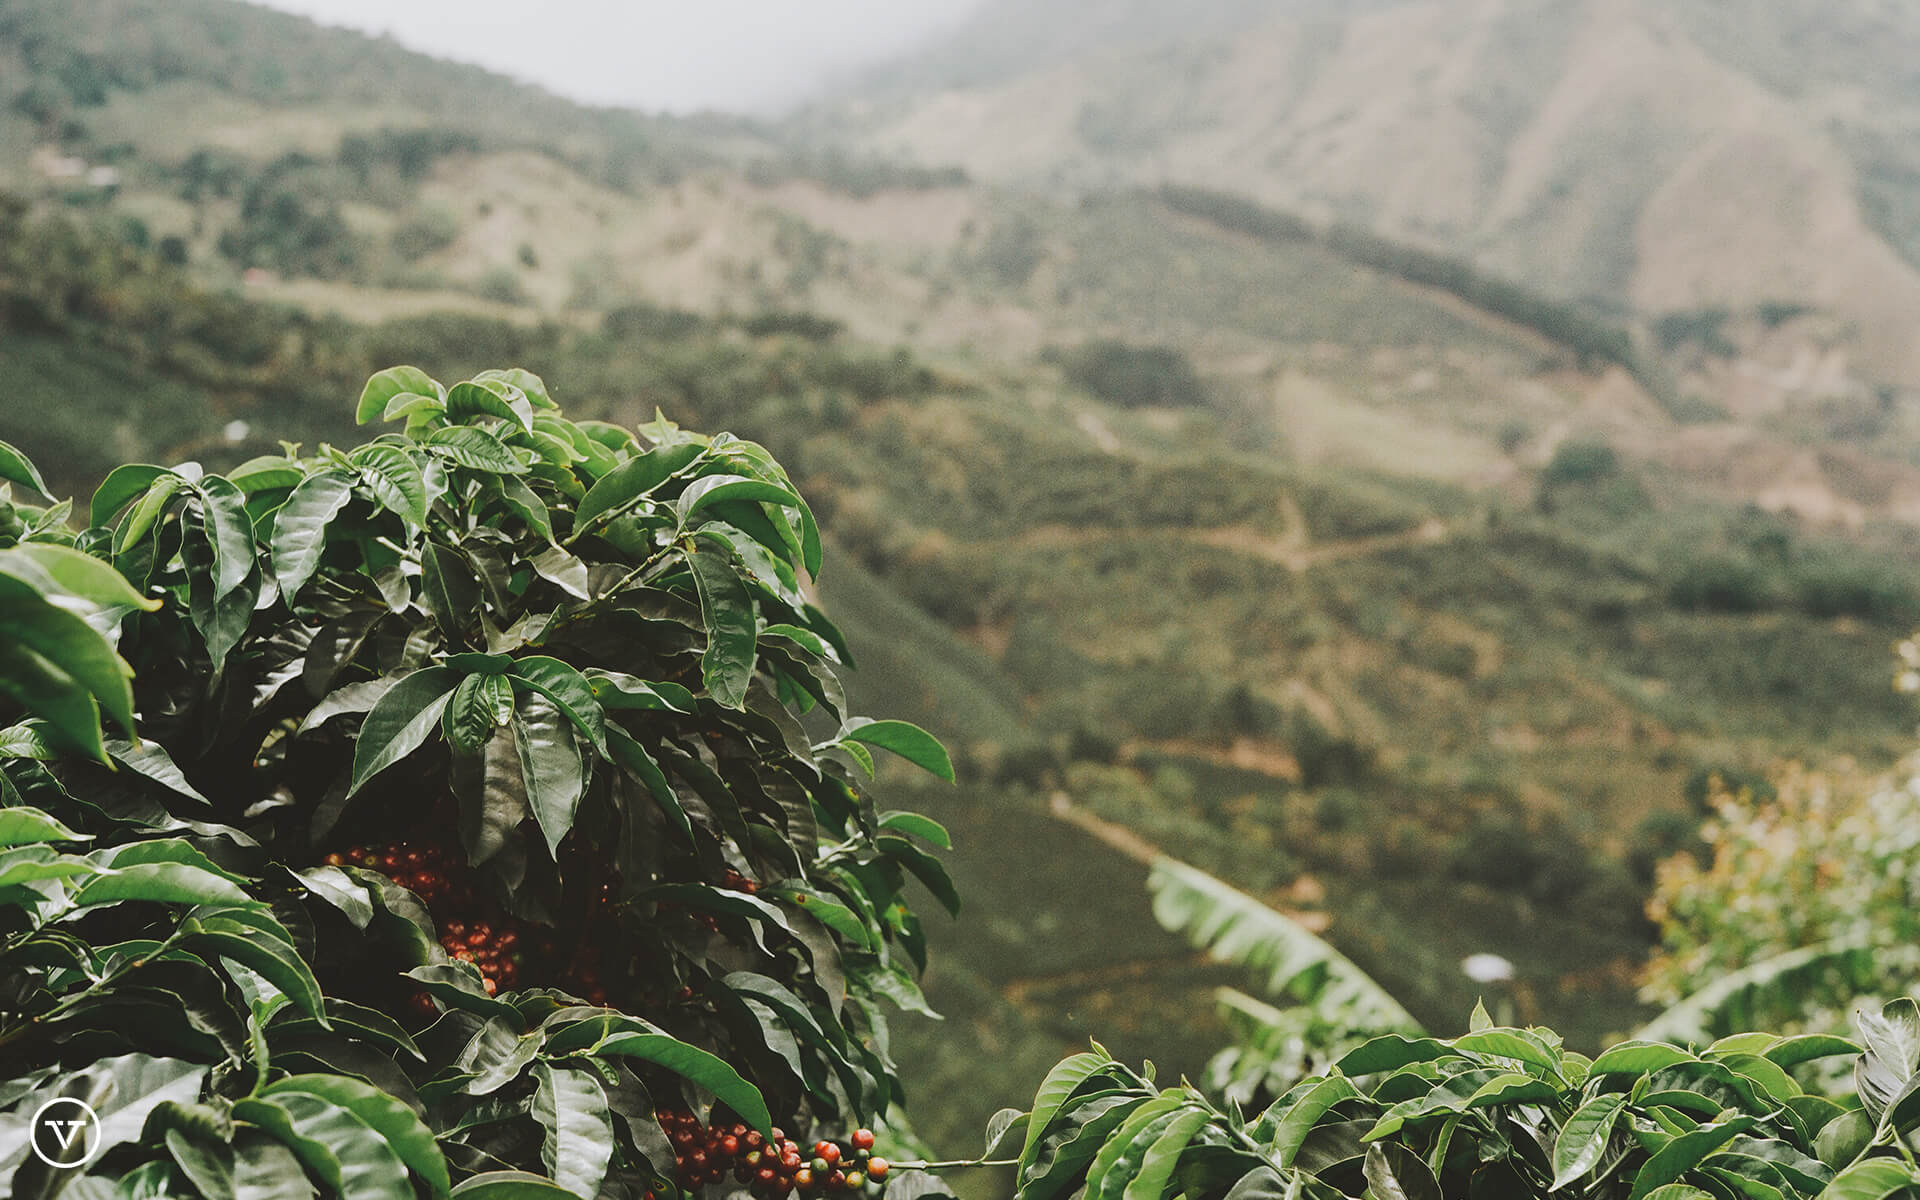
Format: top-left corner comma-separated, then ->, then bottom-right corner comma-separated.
91,464 -> 170,527
122,475 -> 186,554
514,694 -> 584,857
570,441 -> 705,534
233,1135 -> 315,1200
0,438 -> 50,496
1021,1051 -> 1116,1168
1628,1114 -> 1761,1200
233,1091 -> 413,1200
687,532 -> 756,708
444,672 -> 499,753
1552,1092 -> 1629,1190
0,805 -> 89,846
358,366 -> 441,424
426,426 -> 527,474
532,1062 -> 613,1199
1364,1142 -> 1443,1200
271,471 -> 354,600
835,718 -> 954,781
262,1075 -> 449,1196
505,656 -> 607,754
878,810 -> 952,848
0,572 -> 138,737
446,380 -> 534,431
2,543 -> 155,611
1121,1107 -> 1211,1200
348,667 -> 461,796
1263,1074 -> 1361,1168
449,1173 -> 580,1198
591,1031 -> 771,1133
348,443 -> 428,528
1589,1041 -> 1697,1076
1818,1159 -> 1920,1200
196,476 -> 255,600
68,861 -> 254,910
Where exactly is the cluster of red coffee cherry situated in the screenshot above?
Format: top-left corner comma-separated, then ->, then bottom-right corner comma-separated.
324,841 -> 536,1000
653,1111 -> 891,1198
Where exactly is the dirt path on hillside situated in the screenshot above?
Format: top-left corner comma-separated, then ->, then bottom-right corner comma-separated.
1006,490 -> 1459,571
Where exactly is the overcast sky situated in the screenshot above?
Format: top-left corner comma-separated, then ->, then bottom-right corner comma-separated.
251,0 -> 983,113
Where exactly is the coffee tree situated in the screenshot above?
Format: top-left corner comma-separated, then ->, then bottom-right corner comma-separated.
0,369 -> 956,1198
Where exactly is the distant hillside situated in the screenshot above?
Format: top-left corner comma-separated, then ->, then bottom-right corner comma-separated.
824,0 -> 1920,390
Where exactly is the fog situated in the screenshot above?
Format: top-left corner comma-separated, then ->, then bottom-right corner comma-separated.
250,0 -> 986,113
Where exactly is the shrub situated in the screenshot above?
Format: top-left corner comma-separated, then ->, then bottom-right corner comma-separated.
1052,339 -> 1208,409
0,371 -> 955,1195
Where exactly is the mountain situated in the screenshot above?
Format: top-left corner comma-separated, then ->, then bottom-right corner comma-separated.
824,0 -> 1920,390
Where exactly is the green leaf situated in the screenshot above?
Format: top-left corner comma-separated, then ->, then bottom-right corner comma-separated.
514,694 -> 584,858
41,1053 -> 209,1170
532,1062 -> 613,1199
0,806 -> 89,846
1021,1050 -> 1114,1168
1363,1142 -> 1443,1200
1764,1035 -> 1862,1070
2,543 -> 155,611
1121,1107 -> 1210,1200
0,572 -> 139,737
1084,1096 -> 1189,1200
69,861 -> 256,909
426,426 -> 528,474
421,540 -> 480,637
592,1031 -> 772,1133
449,1173 -> 581,1198
349,443 -> 428,528
446,380 -> 534,431
571,442 -> 705,534
234,1091 -> 414,1200
687,533 -> 757,708
358,366 -> 441,424
262,1075 -> 449,1196
91,464 -> 170,527
166,1127 -> 237,1200
878,810 -> 952,848
1628,1114 -> 1761,1200
1551,1093 -> 1629,1190
879,833 -> 961,917
505,657 -> 607,754
271,471 -> 354,600
674,474 -> 801,525
1153,858 -> 1420,1035
196,476 -> 255,601
185,909 -> 328,1020
1815,1110 -> 1874,1169
1262,1074 -> 1361,1168
1857,998 -> 1920,1121
348,667 -> 462,796
476,368 -> 555,409
835,718 -> 954,782
106,738 -> 214,805
115,471 -> 184,552
0,438 -> 50,496
1589,1041 -> 1697,1076
1815,1159 -> 1920,1200
445,673 -> 511,754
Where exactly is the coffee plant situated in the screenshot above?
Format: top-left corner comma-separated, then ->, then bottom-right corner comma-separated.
0,370 -> 958,1198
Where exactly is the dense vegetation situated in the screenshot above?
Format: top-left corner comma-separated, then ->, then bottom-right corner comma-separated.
0,372 -> 957,1195
10,372 -> 1920,1200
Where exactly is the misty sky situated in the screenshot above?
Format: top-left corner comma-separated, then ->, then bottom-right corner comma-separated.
251,0 -> 984,113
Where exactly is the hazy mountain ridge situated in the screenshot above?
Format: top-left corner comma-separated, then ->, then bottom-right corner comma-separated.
829,0 -> 1920,389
